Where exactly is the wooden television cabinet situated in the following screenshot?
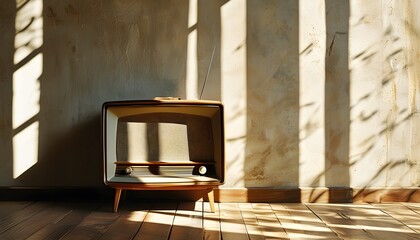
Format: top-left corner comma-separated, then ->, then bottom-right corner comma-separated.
102,99 -> 225,212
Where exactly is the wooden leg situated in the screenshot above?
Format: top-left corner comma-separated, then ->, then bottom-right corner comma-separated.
207,189 -> 215,213
121,189 -> 127,201
113,188 -> 122,213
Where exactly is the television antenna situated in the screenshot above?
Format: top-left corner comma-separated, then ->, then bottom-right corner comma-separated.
199,46 -> 216,100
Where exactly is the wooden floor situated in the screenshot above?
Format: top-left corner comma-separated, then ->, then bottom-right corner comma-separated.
1,200 -> 420,240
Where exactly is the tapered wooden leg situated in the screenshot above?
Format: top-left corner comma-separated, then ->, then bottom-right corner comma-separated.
113,188 -> 122,213
207,189 -> 215,213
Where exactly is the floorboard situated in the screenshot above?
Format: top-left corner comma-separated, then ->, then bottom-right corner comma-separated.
27,201 -> 99,240
0,201 -> 52,235
306,203 -> 381,240
59,202 -> 120,240
219,203 -> 250,240
0,201 -> 33,221
0,202 -> 71,240
271,203 -> 340,239
133,201 -> 177,240
0,201 -> 420,239
203,202 -> 221,240
307,203 -> 420,240
252,203 -> 288,239
239,203 -> 265,240
169,201 -> 204,240
98,202 -> 150,240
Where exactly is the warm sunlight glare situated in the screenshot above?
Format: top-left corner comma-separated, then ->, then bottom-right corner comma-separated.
12,54 -> 41,129
186,0 -> 198,99
13,122 -> 39,178
12,0 -> 42,179
127,211 -> 148,222
298,0 -> 326,186
221,0 -> 247,187
329,223 -> 414,233
14,0 -> 43,65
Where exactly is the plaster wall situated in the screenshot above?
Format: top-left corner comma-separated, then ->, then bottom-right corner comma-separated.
0,0 -> 419,189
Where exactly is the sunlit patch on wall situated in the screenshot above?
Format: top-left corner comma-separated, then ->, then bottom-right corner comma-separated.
14,0 -> 43,64
298,0 -> 326,187
186,0 -> 198,99
12,54 -> 41,129
12,0 -> 43,179
13,122 -> 39,178
221,0 -> 247,187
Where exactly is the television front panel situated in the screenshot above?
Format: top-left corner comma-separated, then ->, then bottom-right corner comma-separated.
102,100 -> 224,187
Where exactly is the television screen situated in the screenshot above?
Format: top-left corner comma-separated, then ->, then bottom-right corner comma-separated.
102,100 -> 224,186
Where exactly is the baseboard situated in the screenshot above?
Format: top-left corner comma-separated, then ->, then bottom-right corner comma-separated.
352,187 -> 420,203
1,187 -> 420,203
214,187 -> 353,203
215,187 -> 420,203
0,187 -> 113,201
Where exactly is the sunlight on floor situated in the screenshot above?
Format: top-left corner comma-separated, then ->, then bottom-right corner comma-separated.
127,211 -> 148,222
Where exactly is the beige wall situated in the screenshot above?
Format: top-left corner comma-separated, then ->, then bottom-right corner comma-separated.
0,0 -> 419,188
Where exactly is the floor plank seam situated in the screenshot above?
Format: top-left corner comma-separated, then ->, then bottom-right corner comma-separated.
304,203 -> 344,240
3,201 -> 420,239
238,203 -> 254,240
268,204 -> 282,239
372,203 -> 420,234
166,201 -> 179,240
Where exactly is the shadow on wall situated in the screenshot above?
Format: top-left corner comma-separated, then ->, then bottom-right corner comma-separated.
1,0 -> 192,187
0,0 -> 16,184
1,0 -> 415,190
0,0 -> 227,187
306,0 -> 417,200
324,0 -> 350,191
244,0 -> 300,188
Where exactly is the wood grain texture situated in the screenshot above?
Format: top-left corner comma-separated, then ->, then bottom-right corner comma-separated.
0,201 -> 33,224
238,203 -> 265,240
219,203 -> 249,240
169,201 -> 203,240
59,204 -> 120,240
3,187 -> 420,203
0,202 -> 71,239
251,203 -> 289,239
203,202 -> 221,240
133,202 -> 177,240
0,201 -> 50,234
0,200 -> 420,239
307,203 -> 419,240
271,203 -> 340,239
99,202 -> 151,240
27,202 -> 99,240
372,203 -> 420,233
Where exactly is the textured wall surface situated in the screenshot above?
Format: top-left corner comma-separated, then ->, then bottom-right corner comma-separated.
0,0 -> 419,188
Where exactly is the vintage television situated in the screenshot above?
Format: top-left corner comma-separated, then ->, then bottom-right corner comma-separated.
102,99 -> 225,212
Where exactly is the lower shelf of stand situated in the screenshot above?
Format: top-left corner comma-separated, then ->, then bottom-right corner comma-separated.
114,161 -> 215,166
107,180 -> 220,213
108,175 -> 220,184
108,163 -> 222,212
